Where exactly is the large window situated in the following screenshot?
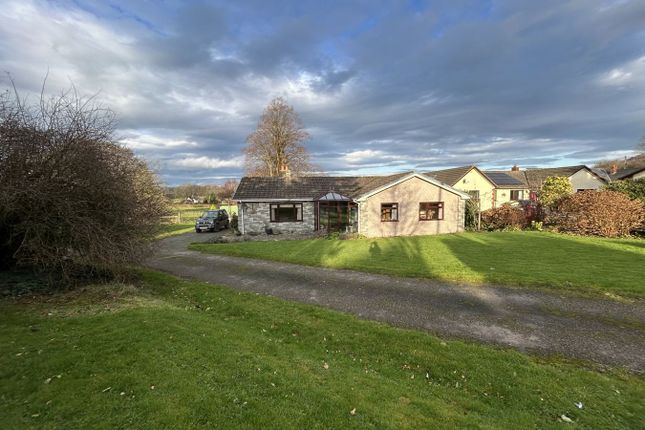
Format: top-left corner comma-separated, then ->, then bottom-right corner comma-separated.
270,203 -> 303,222
510,190 -> 524,201
419,202 -> 444,221
381,203 -> 398,222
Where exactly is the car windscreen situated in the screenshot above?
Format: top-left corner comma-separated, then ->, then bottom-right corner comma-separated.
201,211 -> 219,218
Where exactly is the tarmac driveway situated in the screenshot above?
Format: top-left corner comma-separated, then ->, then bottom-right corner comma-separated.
145,232 -> 645,372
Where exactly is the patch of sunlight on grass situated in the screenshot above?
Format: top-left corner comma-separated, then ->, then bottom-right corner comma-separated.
190,231 -> 645,297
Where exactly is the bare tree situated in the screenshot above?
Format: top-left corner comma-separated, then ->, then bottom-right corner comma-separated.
244,97 -> 314,176
218,179 -> 238,200
0,79 -> 168,279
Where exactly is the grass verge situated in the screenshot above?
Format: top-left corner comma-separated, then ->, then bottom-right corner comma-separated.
190,231 -> 645,298
1,269 -> 644,429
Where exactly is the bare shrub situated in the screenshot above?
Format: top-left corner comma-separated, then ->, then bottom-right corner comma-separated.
550,191 -> 645,237
480,204 -> 527,231
0,82 -> 168,278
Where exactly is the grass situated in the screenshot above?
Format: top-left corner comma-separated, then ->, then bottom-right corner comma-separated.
1,270 -> 643,429
156,223 -> 195,239
160,204 -> 239,235
190,231 -> 645,298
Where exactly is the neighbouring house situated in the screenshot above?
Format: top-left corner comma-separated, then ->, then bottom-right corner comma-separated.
522,165 -> 609,192
425,165 -> 527,210
609,166 -> 645,181
427,164 -> 610,210
233,172 -> 470,237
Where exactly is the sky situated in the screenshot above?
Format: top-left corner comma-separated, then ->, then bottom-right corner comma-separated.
1,0 -> 644,185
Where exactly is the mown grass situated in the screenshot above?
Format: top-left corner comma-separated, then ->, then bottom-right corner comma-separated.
1,270 -> 644,429
156,223 -> 195,239
190,231 -> 645,298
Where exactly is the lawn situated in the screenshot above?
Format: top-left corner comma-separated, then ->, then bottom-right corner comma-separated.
156,223 -> 195,239
190,231 -> 645,298
1,270 -> 643,429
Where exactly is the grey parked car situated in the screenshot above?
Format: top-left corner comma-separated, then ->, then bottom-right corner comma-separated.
195,209 -> 229,233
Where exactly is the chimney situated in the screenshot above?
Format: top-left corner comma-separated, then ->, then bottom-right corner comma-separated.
610,163 -> 618,175
279,163 -> 291,178
511,164 -> 520,171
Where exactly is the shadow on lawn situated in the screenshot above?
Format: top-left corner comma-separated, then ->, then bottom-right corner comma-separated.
440,232 -> 644,293
303,231 -> 644,295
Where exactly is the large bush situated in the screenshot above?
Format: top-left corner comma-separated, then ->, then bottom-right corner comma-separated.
539,176 -> 572,209
480,204 -> 527,231
0,85 -> 168,278
604,179 -> 645,201
550,191 -> 645,237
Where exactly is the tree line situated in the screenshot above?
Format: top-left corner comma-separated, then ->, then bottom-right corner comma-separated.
164,179 -> 238,203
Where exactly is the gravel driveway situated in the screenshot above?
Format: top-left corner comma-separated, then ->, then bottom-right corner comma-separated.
145,232 -> 645,372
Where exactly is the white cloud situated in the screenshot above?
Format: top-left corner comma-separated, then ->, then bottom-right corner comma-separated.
598,57 -> 645,87
169,156 -> 244,169
342,149 -> 408,166
120,134 -> 198,151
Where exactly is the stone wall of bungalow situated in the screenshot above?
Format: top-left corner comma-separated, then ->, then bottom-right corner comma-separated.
240,201 -> 315,234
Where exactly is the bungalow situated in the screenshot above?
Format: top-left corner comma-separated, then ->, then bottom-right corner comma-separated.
609,166 -> 645,181
521,165 -> 609,192
426,165 -> 529,210
233,172 -> 470,237
426,164 -> 609,210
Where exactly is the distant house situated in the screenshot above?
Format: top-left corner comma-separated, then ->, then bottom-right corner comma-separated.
428,164 -> 610,209
425,165 -> 527,210
609,166 -> 645,181
233,172 -> 470,237
521,165 -> 608,193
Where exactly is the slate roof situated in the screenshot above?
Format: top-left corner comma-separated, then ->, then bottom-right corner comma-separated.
591,168 -> 611,182
424,165 -> 475,186
523,165 -> 595,190
233,172 -> 410,201
610,166 -> 645,180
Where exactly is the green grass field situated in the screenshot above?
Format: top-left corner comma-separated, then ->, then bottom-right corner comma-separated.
190,231 -> 645,298
156,223 -> 195,239
1,270 -> 643,429
159,204 -> 239,238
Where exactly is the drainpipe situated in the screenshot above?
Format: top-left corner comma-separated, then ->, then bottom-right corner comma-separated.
240,202 -> 245,234
356,201 -> 361,234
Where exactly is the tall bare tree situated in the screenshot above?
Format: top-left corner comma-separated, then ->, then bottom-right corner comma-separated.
244,97 -> 313,176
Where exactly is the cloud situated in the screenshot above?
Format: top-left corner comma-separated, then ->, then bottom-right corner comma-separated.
1,0 -> 644,184
169,156 -> 244,169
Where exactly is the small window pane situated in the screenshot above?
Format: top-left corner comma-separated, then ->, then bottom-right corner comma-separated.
381,203 -> 398,222
270,203 -> 303,222
419,202 -> 444,220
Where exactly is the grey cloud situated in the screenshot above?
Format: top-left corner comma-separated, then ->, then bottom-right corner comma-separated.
1,0 -> 643,184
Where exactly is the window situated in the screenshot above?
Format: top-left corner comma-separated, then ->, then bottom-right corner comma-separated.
381,203 -> 398,222
270,203 -> 303,222
510,190 -> 524,201
419,202 -> 444,221
467,190 -> 480,201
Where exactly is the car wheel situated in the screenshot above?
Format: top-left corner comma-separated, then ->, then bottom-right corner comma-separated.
195,228 -> 201,233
